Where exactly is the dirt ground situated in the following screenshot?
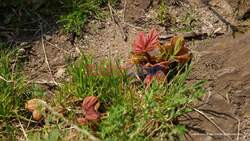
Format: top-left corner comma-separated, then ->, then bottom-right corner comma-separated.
19,0 -> 250,140
186,32 -> 250,141
22,31 -> 79,92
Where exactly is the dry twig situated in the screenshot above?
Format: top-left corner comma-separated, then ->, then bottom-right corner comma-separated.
108,1 -> 128,41
159,31 -> 224,40
16,112 -> 28,141
40,24 -> 58,86
124,22 -> 145,31
27,80 -> 60,86
237,118 -> 240,141
193,108 -> 233,141
45,40 -> 70,55
0,75 -> 12,83
122,0 -> 127,22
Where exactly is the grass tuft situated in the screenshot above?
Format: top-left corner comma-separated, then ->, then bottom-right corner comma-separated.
0,45 -> 34,140
51,55 -> 205,140
0,51 -> 205,140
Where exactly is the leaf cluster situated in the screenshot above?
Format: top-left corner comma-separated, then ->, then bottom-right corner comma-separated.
128,29 -> 191,86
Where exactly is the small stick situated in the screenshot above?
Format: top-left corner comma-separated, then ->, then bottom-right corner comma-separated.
122,0 -> 127,22
27,80 -> 60,86
159,32 -> 224,40
16,112 -> 28,141
45,40 -> 70,55
124,22 -> 145,31
0,26 -> 39,32
26,116 -> 33,130
108,1 -> 128,41
193,108 -> 232,141
159,32 -> 205,40
237,118 -> 240,141
40,24 -> 58,86
0,75 -> 12,83
108,1 -> 114,22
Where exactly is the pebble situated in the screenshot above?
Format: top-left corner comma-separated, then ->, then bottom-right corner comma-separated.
54,68 -> 66,79
44,35 -> 52,41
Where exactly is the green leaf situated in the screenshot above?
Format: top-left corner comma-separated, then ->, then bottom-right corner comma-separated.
173,36 -> 184,56
28,132 -> 41,141
48,128 -> 60,141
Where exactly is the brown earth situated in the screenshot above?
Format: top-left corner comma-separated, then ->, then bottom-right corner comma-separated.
184,32 -> 250,141
23,31 -> 80,90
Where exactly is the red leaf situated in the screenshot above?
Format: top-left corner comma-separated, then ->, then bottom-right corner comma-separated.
133,32 -> 146,53
155,70 -> 166,83
146,29 -> 159,50
133,29 -> 159,54
82,96 -> 99,112
144,74 -> 154,86
144,70 -> 166,87
77,117 -> 88,125
78,96 -> 101,125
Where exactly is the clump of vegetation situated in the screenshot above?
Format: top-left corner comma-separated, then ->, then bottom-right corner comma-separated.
97,68 -> 204,140
0,29 -> 205,140
0,45 -> 35,140
27,51 -> 202,141
156,1 -> 168,25
19,30 -> 203,141
155,1 -> 176,28
156,1 -> 171,26
0,0 -> 119,40
59,0 -> 107,35
0,4 -> 205,136
176,9 -> 199,32
128,29 -> 191,87
59,0 -> 121,35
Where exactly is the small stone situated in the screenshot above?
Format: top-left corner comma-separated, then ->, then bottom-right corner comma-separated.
44,35 -> 52,41
54,68 -> 66,79
216,67 -> 237,77
17,48 -> 26,55
204,136 -> 213,141
98,23 -> 105,29
20,42 -> 29,46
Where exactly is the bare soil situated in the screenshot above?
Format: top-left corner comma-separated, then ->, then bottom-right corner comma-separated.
23,31 -> 79,90
186,32 -> 250,141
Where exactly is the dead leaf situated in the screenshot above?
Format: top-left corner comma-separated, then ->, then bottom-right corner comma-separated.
25,99 -> 46,121
176,46 -> 189,56
175,54 -> 191,63
32,110 -> 43,121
